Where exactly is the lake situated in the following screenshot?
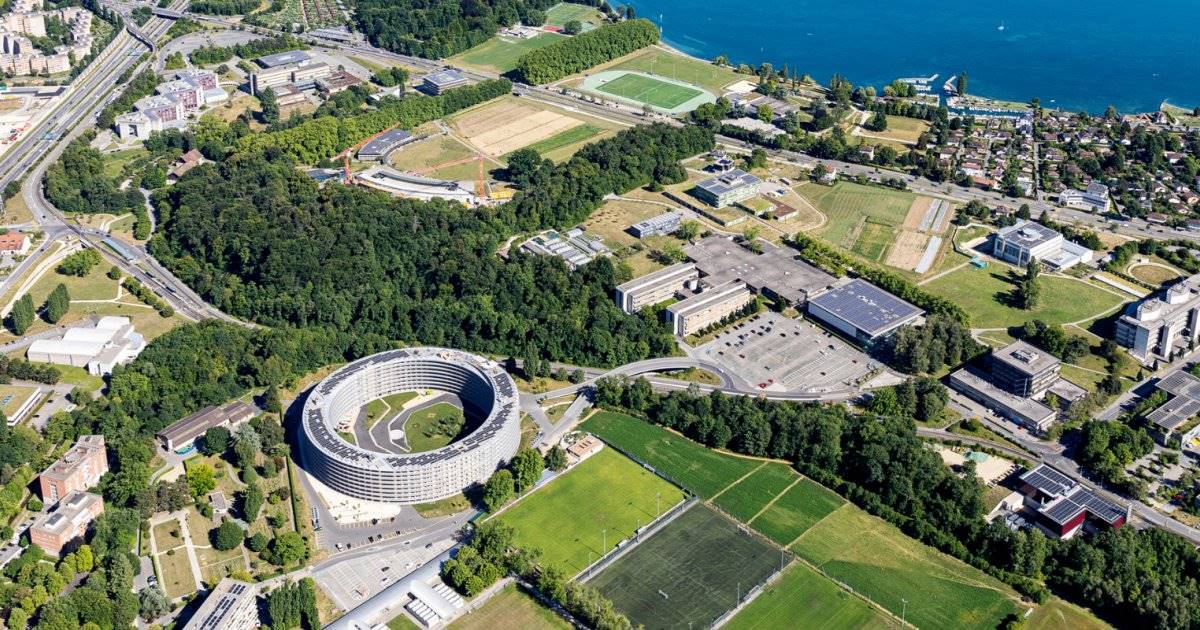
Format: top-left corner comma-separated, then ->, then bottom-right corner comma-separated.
622,0 -> 1200,114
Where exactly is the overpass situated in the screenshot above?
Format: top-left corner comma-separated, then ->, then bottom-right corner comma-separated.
151,7 -> 185,18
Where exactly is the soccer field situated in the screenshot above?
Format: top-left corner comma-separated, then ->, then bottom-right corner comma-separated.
493,447 -> 685,575
590,503 -> 781,630
596,73 -> 703,109
724,562 -> 897,630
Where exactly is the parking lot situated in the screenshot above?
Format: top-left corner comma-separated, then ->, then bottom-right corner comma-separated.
696,311 -> 884,393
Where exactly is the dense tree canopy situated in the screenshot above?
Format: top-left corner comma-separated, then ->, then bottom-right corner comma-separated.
513,19 -> 659,84
354,0 -> 558,59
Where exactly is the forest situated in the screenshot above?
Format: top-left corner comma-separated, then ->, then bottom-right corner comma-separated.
189,35 -> 307,66
353,0 -> 558,58
43,138 -> 145,216
512,19 -> 659,84
188,0 -> 258,15
592,377 -> 1200,630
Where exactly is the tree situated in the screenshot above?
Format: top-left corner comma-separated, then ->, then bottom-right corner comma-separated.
2,180 -> 19,200
513,20 -> 660,84
186,463 -> 216,496
201,426 -> 230,455
42,283 -> 70,324
510,448 -> 543,492
246,531 -> 269,552
745,147 -> 767,169
106,265 -> 121,280
269,531 -> 306,566
545,445 -> 567,472
482,469 -> 515,512
259,87 -> 279,125
243,482 -> 264,521
137,587 -> 170,621
756,104 -> 773,123
56,249 -> 102,277
957,71 -> 968,96
7,293 -> 34,335
212,520 -> 243,551
1014,260 -> 1042,309
865,110 -> 888,132
676,220 -> 701,242
563,20 -> 583,35
810,163 -> 828,182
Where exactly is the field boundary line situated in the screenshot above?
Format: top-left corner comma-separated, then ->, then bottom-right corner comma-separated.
575,495 -> 697,582
785,502 -> 852,550
745,476 -> 802,524
709,460 -> 768,501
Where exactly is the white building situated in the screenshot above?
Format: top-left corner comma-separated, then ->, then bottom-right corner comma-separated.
0,2 -> 92,76
182,579 -> 259,630
116,70 -> 226,141
1060,182 -> 1110,212
615,262 -> 698,313
1115,273 -> 1200,364
992,220 -> 1093,270
26,316 -> 145,375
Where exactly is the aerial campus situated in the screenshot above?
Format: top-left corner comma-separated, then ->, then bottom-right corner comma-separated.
0,0 -> 1198,629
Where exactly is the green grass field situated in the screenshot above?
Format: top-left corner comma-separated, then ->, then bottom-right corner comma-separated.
747,478 -> 845,547
595,73 -> 702,108
544,2 -> 604,27
611,48 -> 745,93
797,181 -> 917,250
506,124 -> 603,158
922,265 -> 1127,328
364,391 -> 419,427
449,583 -> 570,630
590,504 -> 780,630
1026,597 -> 1111,630
714,463 -> 798,523
852,220 -> 897,262
793,505 -> 1023,630
494,446 -> 684,574
581,411 -> 760,498
724,562 -> 897,630
448,33 -> 565,74
405,401 -> 465,452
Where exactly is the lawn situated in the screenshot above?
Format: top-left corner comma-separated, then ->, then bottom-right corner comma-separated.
590,503 -> 781,630
852,220 -> 896,262
493,446 -> 685,574
724,562 -> 897,630
793,505 -> 1024,630
364,391 -> 419,428
449,582 -> 570,630
152,520 -> 184,552
545,2 -> 604,27
413,492 -> 472,518
747,478 -> 845,547
506,124 -> 603,159
923,265 -> 1127,328
1127,261 -> 1182,286
157,549 -> 198,599
797,181 -> 916,250
610,48 -> 745,93
581,411 -> 760,498
713,463 -> 798,523
595,73 -> 702,109
1026,597 -> 1111,630
858,116 -> 929,145
390,135 -> 476,174
404,401 -> 466,452
448,33 -> 565,74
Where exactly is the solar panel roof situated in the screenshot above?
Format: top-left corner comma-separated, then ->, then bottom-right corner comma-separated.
807,279 -> 924,336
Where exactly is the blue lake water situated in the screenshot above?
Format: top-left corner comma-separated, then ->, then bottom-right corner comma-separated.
622,0 -> 1200,114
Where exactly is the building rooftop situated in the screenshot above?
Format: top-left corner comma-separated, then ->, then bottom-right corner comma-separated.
1020,463 -> 1076,498
359,129 -> 413,157
255,50 -> 311,68
184,578 -> 257,630
993,340 -> 1060,376
157,401 -> 258,447
667,281 -> 748,319
0,232 -> 28,251
616,262 -> 696,295
995,220 -> 1060,250
684,237 -> 835,304
31,491 -> 101,535
695,169 -> 761,197
952,367 -> 1056,427
41,435 -> 104,482
807,279 -> 924,336
1040,485 -> 1126,527
1123,274 -> 1200,328
423,69 -> 468,87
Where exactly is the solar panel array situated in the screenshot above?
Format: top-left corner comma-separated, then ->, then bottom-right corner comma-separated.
1019,464 -> 1075,497
194,582 -> 253,630
1041,486 -> 1125,526
808,279 -> 923,336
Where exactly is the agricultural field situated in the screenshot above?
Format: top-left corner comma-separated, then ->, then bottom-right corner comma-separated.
724,562 -> 897,630
1025,597 -> 1111,630
923,264 -> 1127,328
544,2 -> 605,28
493,446 -> 685,574
713,463 -> 798,523
589,504 -> 780,630
449,583 -> 569,630
747,477 -> 846,547
389,135 -> 481,181
595,72 -> 702,109
798,181 -> 923,258
793,505 -> 1024,630
448,33 -> 565,74
607,47 -> 746,94
581,411 -> 760,499
451,97 -> 614,160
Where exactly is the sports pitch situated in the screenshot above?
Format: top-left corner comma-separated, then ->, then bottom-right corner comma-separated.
595,73 -> 702,109
589,503 -> 781,629
493,446 -> 685,575
724,562 -> 897,630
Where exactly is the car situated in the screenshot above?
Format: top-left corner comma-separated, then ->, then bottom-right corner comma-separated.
424,543 -> 432,549
380,577 -> 389,584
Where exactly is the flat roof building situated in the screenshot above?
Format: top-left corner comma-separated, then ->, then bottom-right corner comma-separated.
693,169 -> 761,208
1115,273 -> 1200,364
182,578 -> 259,630
27,316 -> 145,376
1019,464 -> 1127,538
1142,371 -> 1200,449
615,262 -> 698,313
357,129 -> 414,161
520,228 -> 610,270
993,220 -> 1093,270
316,69 -> 362,95
629,211 -> 682,239
666,281 -> 753,336
39,435 -> 107,505
990,340 -> 1061,398
949,367 -> 1057,434
156,401 -> 258,452
420,69 -> 469,95
29,491 -> 103,555
255,50 -> 311,68
684,236 -> 836,306
806,279 -> 924,344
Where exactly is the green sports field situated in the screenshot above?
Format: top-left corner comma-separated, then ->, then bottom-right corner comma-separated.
714,463 -> 798,523
595,73 -> 702,108
589,503 -> 780,630
724,562 -> 897,630
493,446 -> 684,574
448,582 -> 569,630
793,505 -> 1024,630
448,33 -> 564,74
581,411 -> 760,498
747,478 -> 845,547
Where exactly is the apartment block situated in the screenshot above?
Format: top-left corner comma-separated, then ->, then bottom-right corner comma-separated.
39,435 -> 107,505
29,491 -> 103,555
1115,273 -> 1200,364
666,281 -> 753,336
614,262 -> 698,313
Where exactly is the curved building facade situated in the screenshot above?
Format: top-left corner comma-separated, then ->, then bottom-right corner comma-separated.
299,348 -> 521,504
